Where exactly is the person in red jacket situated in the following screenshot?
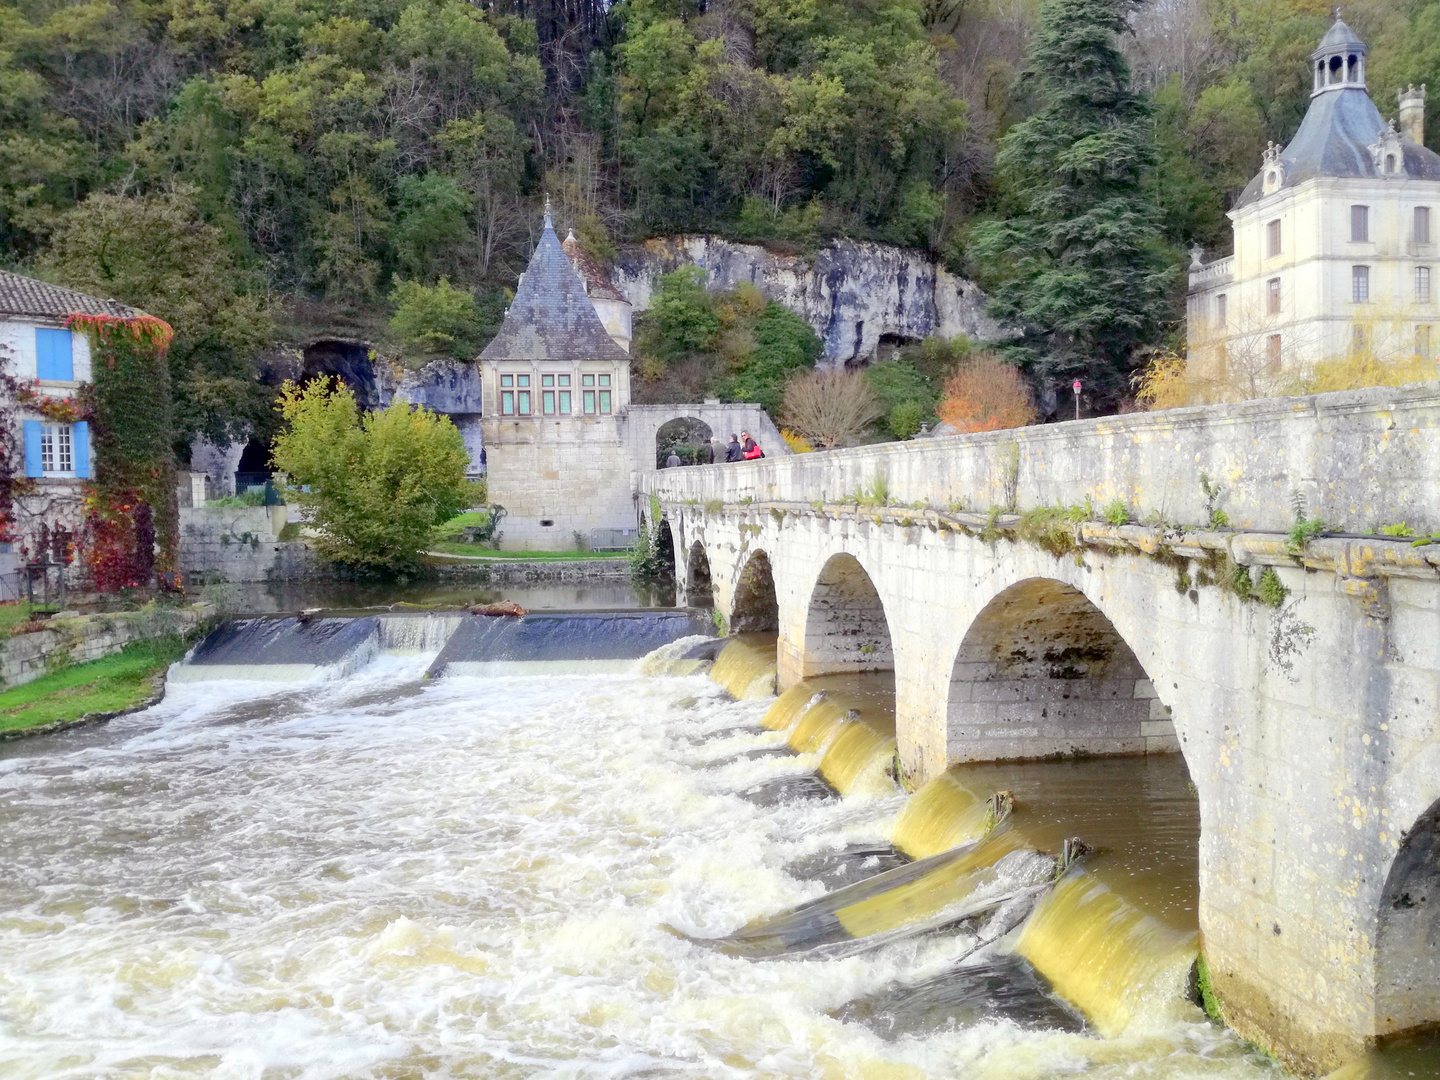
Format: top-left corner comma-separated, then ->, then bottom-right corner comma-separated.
740,431 -> 764,459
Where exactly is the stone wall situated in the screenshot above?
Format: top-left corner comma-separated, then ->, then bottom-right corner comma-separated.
179,505 -> 288,583
613,235 -> 1010,363
645,383 -> 1440,535
623,403 -> 787,469
482,413 -> 638,550
1,603 -> 211,689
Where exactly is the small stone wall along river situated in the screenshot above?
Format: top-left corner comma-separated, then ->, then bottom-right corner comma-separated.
0,648 -> 1287,1078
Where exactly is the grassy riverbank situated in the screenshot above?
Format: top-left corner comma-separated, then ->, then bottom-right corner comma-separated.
0,636 -> 189,736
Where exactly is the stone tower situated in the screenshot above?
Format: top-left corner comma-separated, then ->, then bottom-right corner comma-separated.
478,203 -> 637,550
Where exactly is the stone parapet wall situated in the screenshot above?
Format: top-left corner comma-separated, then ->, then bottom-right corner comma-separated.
179,505 -> 288,583
1,604 -> 212,690
643,384 -> 1440,536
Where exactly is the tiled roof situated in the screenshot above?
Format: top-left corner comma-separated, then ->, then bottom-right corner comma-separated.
480,212 -> 629,362
562,231 -> 628,303
0,270 -> 146,321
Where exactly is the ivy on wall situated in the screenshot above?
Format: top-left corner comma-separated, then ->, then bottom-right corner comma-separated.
67,313 -> 179,591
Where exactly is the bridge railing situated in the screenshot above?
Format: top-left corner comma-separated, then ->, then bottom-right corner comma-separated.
642,383 -> 1440,535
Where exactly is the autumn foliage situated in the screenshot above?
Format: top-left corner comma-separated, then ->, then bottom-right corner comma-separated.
937,353 -> 1037,433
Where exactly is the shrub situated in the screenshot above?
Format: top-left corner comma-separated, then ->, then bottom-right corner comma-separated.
780,428 -> 814,453
272,378 -> 470,571
1104,499 -> 1131,525
782,369 -> 885,449
887,399 -> 927,439
938,353 -> 1037,433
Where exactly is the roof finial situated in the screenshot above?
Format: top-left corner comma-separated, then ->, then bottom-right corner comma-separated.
543,194 -> 553,230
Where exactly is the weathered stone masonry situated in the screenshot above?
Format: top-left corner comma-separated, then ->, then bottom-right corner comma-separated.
643,383 -> 1440,1076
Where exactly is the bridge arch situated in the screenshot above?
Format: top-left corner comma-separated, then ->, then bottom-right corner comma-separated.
685,541 -> 713,608
1377,796 -> 1440,1039
731,550 -> 778,632
801,552 -> 894,678
945,577 -> 1174,763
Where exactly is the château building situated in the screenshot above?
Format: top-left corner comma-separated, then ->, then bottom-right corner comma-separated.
1187,17 -> 1440,388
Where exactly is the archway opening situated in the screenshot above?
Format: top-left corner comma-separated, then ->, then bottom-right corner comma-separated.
801,553 -> 893,677
234,438 -> 273,493
1377,797 -> 1440,1040
731,550 -> 778,633
656,417 -> 713,468
656,518 -> 676,579
685,541 -> 714,608
947,578 -> 1171,763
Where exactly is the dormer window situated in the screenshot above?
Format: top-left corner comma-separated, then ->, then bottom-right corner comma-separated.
1386,154 -> 1397,173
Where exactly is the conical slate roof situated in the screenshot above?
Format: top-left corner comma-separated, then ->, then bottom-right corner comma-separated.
479,209 -> 628,361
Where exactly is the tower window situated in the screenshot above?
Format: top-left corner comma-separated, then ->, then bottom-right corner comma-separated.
1267,277 -> 1281,314
1266,219 -> 1282,256
1351,205 -> 1370,242
1417,266 -> 1432,303
1418,324 -> 1432,360
1353,325 -> 1367,354
1417,207 -> 1432,244
1216,293 -> 1228,327
1266,334 -> 1282,369
1352,265 -> 1370,302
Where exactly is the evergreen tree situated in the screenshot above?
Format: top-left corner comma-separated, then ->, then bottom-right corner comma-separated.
970,0 -> 1174,406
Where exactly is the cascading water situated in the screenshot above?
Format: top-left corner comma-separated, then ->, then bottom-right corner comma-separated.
0,627 -> 1287,1078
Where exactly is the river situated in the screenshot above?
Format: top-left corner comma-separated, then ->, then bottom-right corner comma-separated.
0,644 -> 1293,1078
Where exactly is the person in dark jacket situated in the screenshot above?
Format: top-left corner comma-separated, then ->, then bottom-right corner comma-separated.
702,437 -> 719,464
741,431 -> 764,459
724,434 -> 744,462
665,450 -> 682,468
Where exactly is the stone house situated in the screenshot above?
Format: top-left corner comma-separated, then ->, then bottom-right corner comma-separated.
0,270 -> 145,588
1187,17 -> 1440,385
480,204 -> 783,550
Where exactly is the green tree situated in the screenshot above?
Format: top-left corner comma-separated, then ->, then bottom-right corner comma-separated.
970,0 -> 1174,404
41,190 -> 275,452
724,301 -> 823,414
389,277 -> 487,362
272,377 -> 470,571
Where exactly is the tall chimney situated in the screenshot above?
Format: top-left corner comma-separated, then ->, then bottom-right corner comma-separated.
1399,84 -> 1426,145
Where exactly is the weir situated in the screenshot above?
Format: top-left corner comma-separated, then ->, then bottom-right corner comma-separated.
175,609 -> 715,681
698,636 -> 1208,1045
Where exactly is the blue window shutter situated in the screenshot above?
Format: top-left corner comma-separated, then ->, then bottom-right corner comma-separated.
23,421 -> 42,477
73,421 -> 90,478
36,328 -> 74,381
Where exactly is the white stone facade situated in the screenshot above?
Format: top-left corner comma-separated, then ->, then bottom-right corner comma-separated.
1187,19 -> 1440,387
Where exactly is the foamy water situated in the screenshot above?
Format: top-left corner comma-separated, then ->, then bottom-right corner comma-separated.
0,657 -> 1281,1079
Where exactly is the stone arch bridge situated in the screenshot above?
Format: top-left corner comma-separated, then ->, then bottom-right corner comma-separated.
640,385 -> 1440,1075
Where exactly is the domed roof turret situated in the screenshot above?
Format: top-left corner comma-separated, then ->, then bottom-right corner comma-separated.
1314,16 -> 1365,57
1310,14 -> 1368,96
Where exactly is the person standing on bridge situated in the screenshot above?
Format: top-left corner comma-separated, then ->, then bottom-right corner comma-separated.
725,434 -> 744,462
665,449 -> 682,468
702,437 -> 719,464
741,431 -> 764,460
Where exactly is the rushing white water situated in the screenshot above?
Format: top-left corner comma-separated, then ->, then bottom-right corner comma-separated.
0,656 -> 1282,1079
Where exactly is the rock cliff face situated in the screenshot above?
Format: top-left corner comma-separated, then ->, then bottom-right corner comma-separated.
612,236 -> 1008,364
